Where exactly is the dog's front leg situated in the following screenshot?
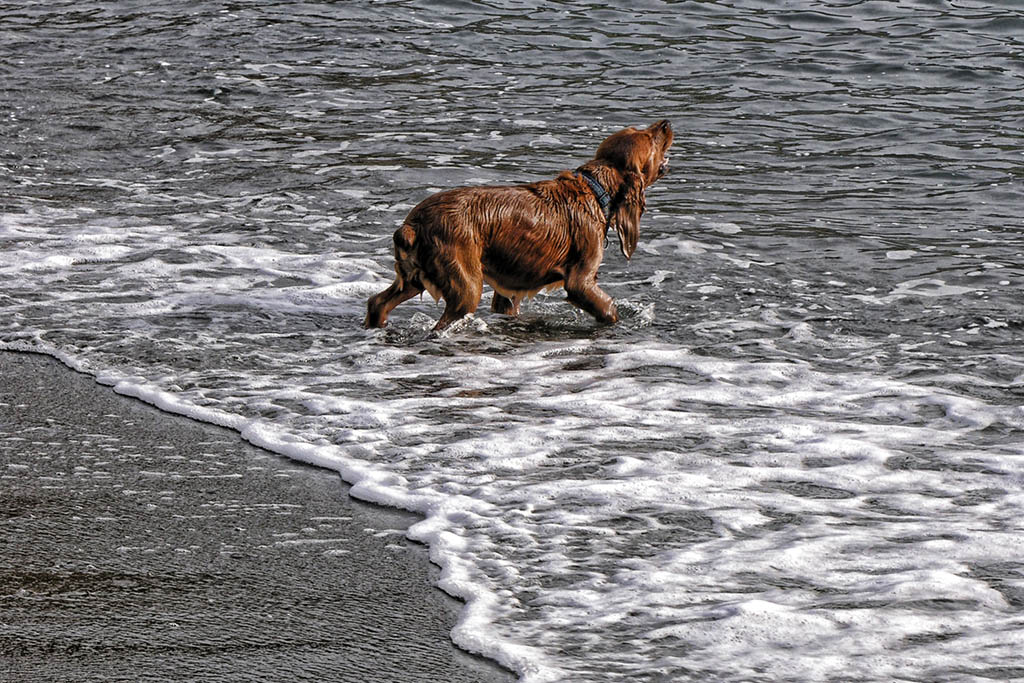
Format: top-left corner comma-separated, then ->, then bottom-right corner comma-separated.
565,270 -> 618,324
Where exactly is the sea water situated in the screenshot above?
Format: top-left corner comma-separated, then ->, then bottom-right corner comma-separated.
2,2 -> 1023,681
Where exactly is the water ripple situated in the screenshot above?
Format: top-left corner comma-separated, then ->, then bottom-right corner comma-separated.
3,1 -> 1024,681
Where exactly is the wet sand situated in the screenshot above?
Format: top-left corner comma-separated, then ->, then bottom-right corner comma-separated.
0,351 -> 515,683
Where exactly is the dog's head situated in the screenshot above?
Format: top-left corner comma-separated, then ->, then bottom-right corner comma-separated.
594,120 -> 674,259
596,119 -> 674,186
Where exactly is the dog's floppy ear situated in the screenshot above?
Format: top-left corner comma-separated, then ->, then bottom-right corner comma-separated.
611,170 -> 645,260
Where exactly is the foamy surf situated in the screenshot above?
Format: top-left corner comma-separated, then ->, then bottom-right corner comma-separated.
5,2 -> 1024,678
6,305 -> 1022,681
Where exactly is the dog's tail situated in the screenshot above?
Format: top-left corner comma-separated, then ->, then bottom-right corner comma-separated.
392,223 -> 443,302
394,223 -> 416,265
393,224 -> 418,289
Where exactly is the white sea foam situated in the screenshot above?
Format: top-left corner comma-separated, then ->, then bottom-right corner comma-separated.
849,277 -> 982,304
4,196 -> 1024,683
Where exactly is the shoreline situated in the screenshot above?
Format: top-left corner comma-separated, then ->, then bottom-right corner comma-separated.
0,350 -> 515,683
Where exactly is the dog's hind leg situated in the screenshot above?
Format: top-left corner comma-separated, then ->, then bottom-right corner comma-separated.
490,292 -> 521,316
433,260 -> 483,331
365,224 -> 427,328
365,279 -> 423,328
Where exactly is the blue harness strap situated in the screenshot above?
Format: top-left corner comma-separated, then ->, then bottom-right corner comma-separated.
575,170 -> 612,219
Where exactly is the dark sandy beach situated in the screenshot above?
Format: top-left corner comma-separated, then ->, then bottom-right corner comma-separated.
0,351 -> 515,683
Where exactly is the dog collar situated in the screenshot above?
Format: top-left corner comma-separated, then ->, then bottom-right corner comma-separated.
575,170 -> 612,219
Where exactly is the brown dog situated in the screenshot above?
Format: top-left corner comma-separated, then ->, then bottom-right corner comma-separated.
365,120 -> 673,331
